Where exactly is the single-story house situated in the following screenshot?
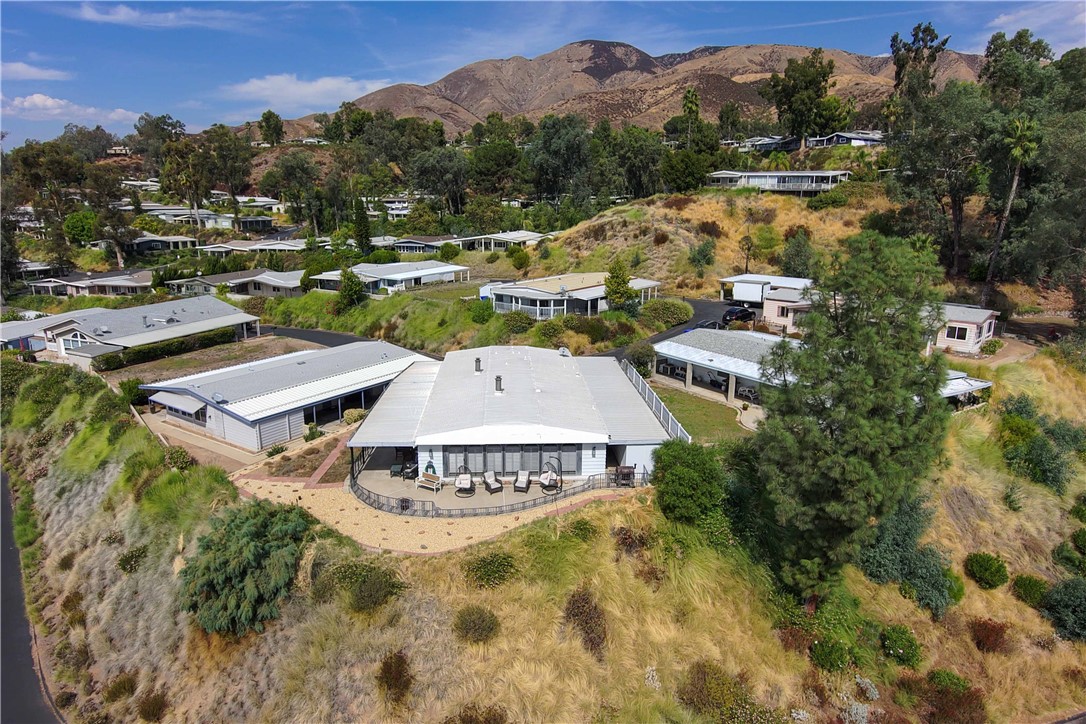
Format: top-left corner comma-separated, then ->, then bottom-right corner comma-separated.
761,287 -> 816,334
446,230 -> 555,251
17,259 -> 63,280
384,235 -> 458,254
36,296 -> 260,369
653,329 -> 992,408
482,272 -> 661,319
142,340 -> 427,450
368,235 -> 401,248
166,268 -> 305,297
347,346 -> 687,484
234,196 -> 281,211
706,170 -> 851,194
123,234 -> 199,254
1,308 -> 108,352
313,260 -> 470,294
196,239 -> 314,256
806,130 -> 885,148
737,136 -> 801,153
718,274 -> 813,305
26,269 -> 155,297
931,303 -> 999,355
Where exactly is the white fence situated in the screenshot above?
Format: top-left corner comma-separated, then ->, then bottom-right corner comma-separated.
620,360 -> 692,443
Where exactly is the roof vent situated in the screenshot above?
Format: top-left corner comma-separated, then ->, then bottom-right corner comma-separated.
211,392 -> 224,403
474,357 -> 482,374
99,325 -> 110,333
495,375 -> 503,395
558,347 -> 571,357
142,315 -> 149,327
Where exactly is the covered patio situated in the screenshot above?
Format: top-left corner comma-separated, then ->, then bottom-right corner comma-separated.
652,330 -> 787,407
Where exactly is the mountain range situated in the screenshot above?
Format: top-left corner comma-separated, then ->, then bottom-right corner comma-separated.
282,40 -> 985,136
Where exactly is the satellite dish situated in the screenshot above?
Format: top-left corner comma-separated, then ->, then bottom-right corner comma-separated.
558,347 -> 571,357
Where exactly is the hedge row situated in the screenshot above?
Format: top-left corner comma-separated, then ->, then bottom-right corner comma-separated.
91,326 -> 238,372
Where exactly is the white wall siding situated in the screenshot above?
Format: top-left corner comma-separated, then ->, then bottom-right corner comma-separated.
257,414 -> 291,448
624,444 -> 658,475
222,413 -> 261,450
419,446 -> 443,477
286,410 -> 304,440
205,407 -> 226,438
582,443 -> 606,477
937,323 -> 982,354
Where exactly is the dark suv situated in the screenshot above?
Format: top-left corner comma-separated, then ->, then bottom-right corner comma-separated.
721,306 -> 757,324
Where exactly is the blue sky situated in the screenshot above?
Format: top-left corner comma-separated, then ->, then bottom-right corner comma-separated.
2,1 -> 1083,145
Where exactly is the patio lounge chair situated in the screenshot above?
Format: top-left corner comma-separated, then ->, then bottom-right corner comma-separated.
454,473 -> 475,497
514,470 -> 530,493
390,461 -> 403,477
539,469 -> 560,493
483,471 -> 503,494
401,462 -> 418,479
416,472 -> 442,493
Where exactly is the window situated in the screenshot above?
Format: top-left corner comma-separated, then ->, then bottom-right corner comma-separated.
984,320 -> 994,337
253,282 -> 262,290
777,306 -> 789,318
945,325 -> 968,341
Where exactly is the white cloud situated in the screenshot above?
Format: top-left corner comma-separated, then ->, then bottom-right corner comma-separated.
60,3 -> 255,32
2,61 -> 72,81
219,74 -> 389,114
1,93 -> 139,124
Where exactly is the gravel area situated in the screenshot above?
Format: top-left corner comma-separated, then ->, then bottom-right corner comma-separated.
237,479 -> 637,554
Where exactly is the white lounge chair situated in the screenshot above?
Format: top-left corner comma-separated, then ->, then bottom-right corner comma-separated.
514,470 -> 530,493
483,471 -> 503,494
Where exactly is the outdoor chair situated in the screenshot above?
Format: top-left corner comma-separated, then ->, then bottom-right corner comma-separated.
416,472 -> 442,493
389,461 -> 403,477
483,471 -> 503,494
514,470 -> 530,493
454,473 -> 475,498
401,462 -> 418,479
539,469 -> 561,493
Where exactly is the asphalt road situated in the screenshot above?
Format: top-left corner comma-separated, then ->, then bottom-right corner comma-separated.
260,225 -> 303,241
263,325 -> 366,347
1,471 -> 60,724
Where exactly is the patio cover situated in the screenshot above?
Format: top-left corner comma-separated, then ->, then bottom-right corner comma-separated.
149,391 -> 207,414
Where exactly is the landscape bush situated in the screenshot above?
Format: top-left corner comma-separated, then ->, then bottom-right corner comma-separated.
376,649 -> 413,705
810,638 -> 851,672
453,605 -> 501,644
969,618 -> 1010,653
118,544 -> 148,574
1041,577 -> 1086,641
926,668 -> 971,694
1011,574 -> 1049,608
469,299 -> 494,324
1004,433 -> 1071,494
612,526 -> 655,557
807,190 -> 848,210
342,408 -> 365,425
624,340 -> 655,378
441,703 -> 508,724
136,690 -> 169,722
945,568 -> 966,604
510,248 -> 530,270
54,691 -> 76,709
697,220 -> 723,238
463,551 -> 517,588
1072,494 -> 1086,524
963,552 -> 1008,589
880,624 -> 922,668
650,439 -> 725,525
856,496 -> 954,617
1045,417 -> 1086,454
501,310 -> 535,334
653,230 -> 669,245
661,195 -> 695,210
56,550 -> 76,572
535,318 -> 564,344
303,423 -> 323,442
265,443 -> 287,458
676,659 -> 783,723
164,445 -> 195,471
103,670 -> 138,702
119,378 -> 147,406
563,586 -> 607,661
485,251 -> 500,263
1073,528 -> 1086,554
566,518 -> 599,542
321,561 -> 405,613
922,673 -> 988,723
639,298 -> 693,328
1053,541 -> 1086,576
980,338 -> 1004,356
91,327 -> 237,372
1003,482 -> 1024,511
179,500 -> 314,636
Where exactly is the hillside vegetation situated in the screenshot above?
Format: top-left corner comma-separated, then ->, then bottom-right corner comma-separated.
3,347 -> 1084,723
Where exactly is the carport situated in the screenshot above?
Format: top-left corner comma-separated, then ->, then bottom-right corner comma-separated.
652,330 -> 792,406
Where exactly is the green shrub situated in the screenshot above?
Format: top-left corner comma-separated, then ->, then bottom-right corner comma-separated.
639,298 -> 694,328
698,509 -> 737,552
999,394 -> 1037,420
566,518 -> 599,542
103,670 -> 138,702
881,624 -> 922,668
564,586 -> 607,661
501,310 -> 535,334
485,251 -> 500,264
376,649 -> 413,705
1041,577 -> 1086,641
807,190 -> 848,210
1073,528 -> 1086,555
469,299 -> 495,325
510,249 -> 530,270
535,318 -> 564,344
265,443 -> 287,457
927,669 -> 971,694
1044,418 -> 1086,454
92,327 -> 237,372
651,439 -> 726,525
980,339 -> 1004,356
179,500 -> 314,635
163,445 -> 194,471
303,423 -> 323,442
54,691 -> 76,709
1005,433 -> 1072,494
945,568 -> 966,604
118,544 -> 148,574
963,552 -> 1008,589
57,550 -> 77,572
1002,482 -> 1023,511
1052,541 -> 1086,576
810,638 -> 851,672
1073,495 -> 1086,524
463,551 -> 517,588
324,562 -> 405,613
119,378 -> 147,406
453,605 -> 501,644
438,242 -> 461,261
136,690 -> 169,722
1011,574 -> 1049,608
624,340 -> 655,378
676,659 -> 784,722
342,408 -> 365,425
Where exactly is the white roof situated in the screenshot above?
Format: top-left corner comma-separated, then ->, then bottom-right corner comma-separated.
654,330 -> 790,383
942,303 -> 998,324
719,274 -> 813,289
941,370 -> 993,398
313,260 -> 468,283
709,169 -> 850,178
349,346 -> 670,449
149,390 -> 207,414
0,307 -> 107,342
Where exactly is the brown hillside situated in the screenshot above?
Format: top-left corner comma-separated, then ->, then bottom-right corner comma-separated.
268,40 -> 982,136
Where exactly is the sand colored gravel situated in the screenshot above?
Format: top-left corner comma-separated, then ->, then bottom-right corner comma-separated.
236,478 -> 637,555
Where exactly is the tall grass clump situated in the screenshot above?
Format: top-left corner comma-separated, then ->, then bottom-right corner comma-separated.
139,465 -> 237,533
376,649 -> 413,706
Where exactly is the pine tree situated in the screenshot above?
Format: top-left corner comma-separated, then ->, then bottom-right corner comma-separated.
338,267 -> 366,309
754,232 -> 949,597
353,195 -> 372,254
604,258 -> 636,306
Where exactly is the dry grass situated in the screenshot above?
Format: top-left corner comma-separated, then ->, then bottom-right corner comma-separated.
265,438 -> 338,478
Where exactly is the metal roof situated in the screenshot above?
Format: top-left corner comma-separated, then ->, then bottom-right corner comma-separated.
149,390 -> 207,414
490,273 -> 660,299
941,370 -> 993,398
312,260 -> 468,283
143,340 -> 427,422
349,346 -> 672,449
709,170 -> 850,178
653,330 -> 791,383
719,274 -> 813,288
942,303 -> 998,324
0,307 -> 108,342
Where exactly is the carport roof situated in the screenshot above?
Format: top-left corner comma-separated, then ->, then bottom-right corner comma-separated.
652,330 -> 793,382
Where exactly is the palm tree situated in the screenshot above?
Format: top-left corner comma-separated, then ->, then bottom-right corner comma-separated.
765,151 -> 792,171
981,116 -> 1038,307
682,87 -> 700,148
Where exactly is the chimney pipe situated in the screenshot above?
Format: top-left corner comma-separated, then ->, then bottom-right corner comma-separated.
142,315 -> 148,327
495,375 -> 503,394
475,357 -> 482,374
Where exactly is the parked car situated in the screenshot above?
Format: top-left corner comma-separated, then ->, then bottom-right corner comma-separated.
721,307 -> 757,324
692,320 -> 724,330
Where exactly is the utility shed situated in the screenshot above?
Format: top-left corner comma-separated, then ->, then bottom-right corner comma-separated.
141,340 -> 427,450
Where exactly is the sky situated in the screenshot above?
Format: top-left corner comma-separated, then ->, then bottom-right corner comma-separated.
1,1 -> 1084,145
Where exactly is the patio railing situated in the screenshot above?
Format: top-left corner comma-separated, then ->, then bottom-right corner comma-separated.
619,360 -> 693,443
349,469 -> 649,518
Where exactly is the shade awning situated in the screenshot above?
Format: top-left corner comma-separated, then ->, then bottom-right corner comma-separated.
149,391 -> 207,414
